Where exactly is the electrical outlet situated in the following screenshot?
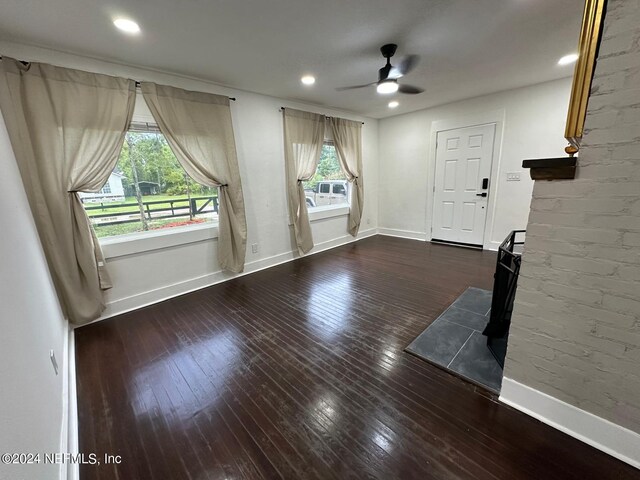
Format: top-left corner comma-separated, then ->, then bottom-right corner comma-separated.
506,172 -> 521,182
50,350 -> 58,375
251,243 -> 259,254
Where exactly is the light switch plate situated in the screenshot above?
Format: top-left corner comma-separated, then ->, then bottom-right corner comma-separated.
507,172 -> 521,181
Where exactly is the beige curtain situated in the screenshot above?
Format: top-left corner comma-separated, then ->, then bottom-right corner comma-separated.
283,108 -> 325,254
329,117 -> 364,236
0,57 -> 135,325
141,82 -> 247,273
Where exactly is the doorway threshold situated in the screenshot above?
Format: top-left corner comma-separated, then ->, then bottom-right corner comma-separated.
431,238 -> 483,250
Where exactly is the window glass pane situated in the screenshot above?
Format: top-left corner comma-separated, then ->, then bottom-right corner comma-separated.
80,131 -> 218,239
302,144 -> 348,208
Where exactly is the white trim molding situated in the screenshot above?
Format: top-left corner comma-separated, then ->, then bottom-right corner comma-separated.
101,222 -> 219,259
377,228 -> 427,241
66,327 -> 79,480
59,322 -> 70,480
500,377 -> 640,469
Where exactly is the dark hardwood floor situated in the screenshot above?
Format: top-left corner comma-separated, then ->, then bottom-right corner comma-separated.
75,236 -> 639,479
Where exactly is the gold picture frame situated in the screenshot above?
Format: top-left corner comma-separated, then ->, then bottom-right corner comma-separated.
565,0 -> 607,149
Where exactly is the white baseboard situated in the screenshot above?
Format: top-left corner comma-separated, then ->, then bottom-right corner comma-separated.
59,322 -> 69,480
66,327 -> 79,480
98,228 -> 377,321
483,240 -> 501,251
377,228 -> 427,241
500,377 -> 640,469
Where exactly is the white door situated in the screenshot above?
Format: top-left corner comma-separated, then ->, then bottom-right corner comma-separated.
432,123 -> 495,246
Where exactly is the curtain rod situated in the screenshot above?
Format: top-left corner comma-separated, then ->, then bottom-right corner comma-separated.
0,56 -> 236,101
133,81 -> 236,101
280,107 -> 364,125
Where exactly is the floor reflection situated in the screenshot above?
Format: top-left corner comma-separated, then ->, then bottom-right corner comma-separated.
306,271 -> 353,341
131,330 -> 240,423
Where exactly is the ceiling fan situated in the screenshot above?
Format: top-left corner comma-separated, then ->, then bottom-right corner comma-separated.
337,44 -> 424,95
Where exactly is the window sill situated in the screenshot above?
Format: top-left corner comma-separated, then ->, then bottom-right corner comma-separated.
308,204 -> 350,222
100,222 -> 219,259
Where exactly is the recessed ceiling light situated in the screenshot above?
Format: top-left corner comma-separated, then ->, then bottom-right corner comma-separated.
113,18 -> 140,34
388,101 -> 399,108
558,53 -> 578,66
377,80 -> 399,94
301,75 -> 316,85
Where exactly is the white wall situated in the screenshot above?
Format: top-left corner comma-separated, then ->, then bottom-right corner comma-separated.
0,41 -> 379,320
377,78 -> 572,249
0,108 -> 69,479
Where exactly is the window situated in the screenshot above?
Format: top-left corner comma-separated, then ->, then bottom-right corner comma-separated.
81,128 -> 218,239
303,143 -> 349,209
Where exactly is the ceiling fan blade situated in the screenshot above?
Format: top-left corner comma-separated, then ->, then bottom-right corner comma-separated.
335,82 -> 377,91
388,55 -> 419,79
398,84 -> 424,94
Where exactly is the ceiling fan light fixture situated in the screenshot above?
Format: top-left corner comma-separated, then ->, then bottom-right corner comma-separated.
377,80 -> 399,94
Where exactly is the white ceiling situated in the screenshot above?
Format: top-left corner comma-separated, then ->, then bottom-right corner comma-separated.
0,0 -> 583,119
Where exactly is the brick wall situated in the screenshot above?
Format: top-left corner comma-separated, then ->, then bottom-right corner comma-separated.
504,0 -> 640,434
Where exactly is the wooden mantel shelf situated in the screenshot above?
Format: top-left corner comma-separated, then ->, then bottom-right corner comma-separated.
522,157 -> 577,180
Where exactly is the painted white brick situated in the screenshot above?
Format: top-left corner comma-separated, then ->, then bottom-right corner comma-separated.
582,110 -> 618,130
527,211 -> 585,228
539,281 -> 604,307
558,198 -> 627,214
576,146 -> 613,165
584,86 -> 640,113
571,304 -> 636,329
595,324 -> 640,347
603,4 -> 640,35
620,105 -> 640,125
572,274 -> 640,301
585,244 -> 640,264
602,293 -> 640,316
585,214 -> 640,231
551,226 -> 620,245
505,0 -> 640,434
617,264 -> 640,281
578,163 -> 640,181
550,255 -> 617,276
584,123 -> 640,146
598,30 -> 637,57
611,143 -> 640,161
622,232 -> 640,246
591,72 -> 626,95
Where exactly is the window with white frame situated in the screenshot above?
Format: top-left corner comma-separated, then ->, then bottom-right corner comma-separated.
80,123 -> 218,239
302,143 -> 349,209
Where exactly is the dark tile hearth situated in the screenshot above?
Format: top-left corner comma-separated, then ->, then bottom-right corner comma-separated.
405,287 -> 502,393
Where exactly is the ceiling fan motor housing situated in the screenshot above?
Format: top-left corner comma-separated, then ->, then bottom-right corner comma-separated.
380,43 -> 398,58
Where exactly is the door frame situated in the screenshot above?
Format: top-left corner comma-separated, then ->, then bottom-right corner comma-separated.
426,109 -> 506,250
